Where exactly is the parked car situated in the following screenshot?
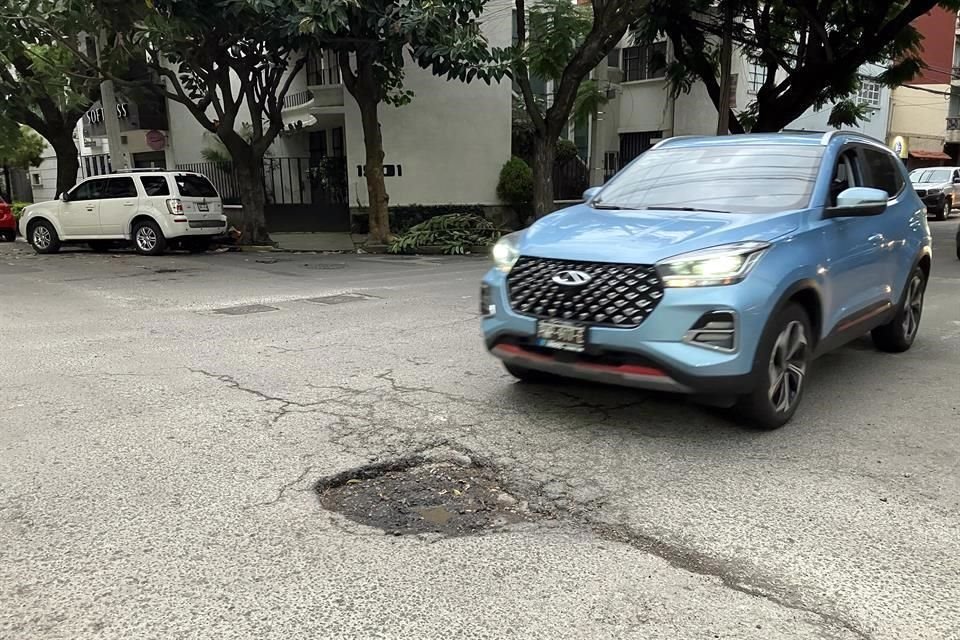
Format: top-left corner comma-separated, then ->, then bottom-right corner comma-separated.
481,132 -> 932,429
908,166 -> 959,220
18,171 -> 228,256
0,198 -> 15,242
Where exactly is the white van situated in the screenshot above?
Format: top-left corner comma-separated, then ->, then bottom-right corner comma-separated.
19,171 -> 229,256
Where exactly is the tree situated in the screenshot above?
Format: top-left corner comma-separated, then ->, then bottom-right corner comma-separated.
638,0 -> 960,134
512,0 -> 650,219
0,13 -> 100,197
119,0 -> 309,244
295,0 -> 508,244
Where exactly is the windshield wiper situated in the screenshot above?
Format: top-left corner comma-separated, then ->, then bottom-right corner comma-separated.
590,201 -> 639,210
640,206 -> 731,214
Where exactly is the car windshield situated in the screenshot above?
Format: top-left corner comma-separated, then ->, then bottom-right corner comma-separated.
909,169 -> 951,184
594,144 -> 824,214
175,174 -> 218,198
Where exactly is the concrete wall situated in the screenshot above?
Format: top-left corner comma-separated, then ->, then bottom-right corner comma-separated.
888,84 -> 950,152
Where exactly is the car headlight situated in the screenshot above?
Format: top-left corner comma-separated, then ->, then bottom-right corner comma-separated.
656,242 -> 770,287
492,231 -> 523,272
928,188 -> 942,196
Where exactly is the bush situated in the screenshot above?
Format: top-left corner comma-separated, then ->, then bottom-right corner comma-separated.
555,139 -> 579,163
497,157 -> 533,219
12,202 -> 29,219
388,213 -> 502,255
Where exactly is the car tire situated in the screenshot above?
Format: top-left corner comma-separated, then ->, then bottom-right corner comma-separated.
88,241 -> 113,253
946,196 -> 954,217
736,304 -> 813,430
28,220 -> 61,254
186,238 -> 212,254
872,266 -> 927,353
504,363 -> 561,384
132,219 -> 167,256
935,204 -> 947,221
0,230 -> 14,242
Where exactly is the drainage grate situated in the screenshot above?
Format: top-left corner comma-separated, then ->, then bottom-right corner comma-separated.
316,455 -> 531,537
302,293 -> 374,305
213,304 -> 279,316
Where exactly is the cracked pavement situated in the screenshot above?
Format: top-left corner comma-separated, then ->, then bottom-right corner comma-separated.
1,224 -> 959,639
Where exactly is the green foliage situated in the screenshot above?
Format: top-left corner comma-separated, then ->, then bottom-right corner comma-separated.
497,157 -> 533,218
12,202 -> 29,220
573,79 -> 609,126
388,213 -> 501,255
636,0 -> 960,132
555,139 -> 578,163
0,124 -> 45,168
524,0 -> 593,82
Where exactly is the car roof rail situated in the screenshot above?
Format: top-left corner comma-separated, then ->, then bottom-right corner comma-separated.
113,168 -> 167,173
820,130 -> 887,147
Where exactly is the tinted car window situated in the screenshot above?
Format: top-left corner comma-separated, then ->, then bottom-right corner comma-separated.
103,177 -> 138,199
140,176 -> 171,196
70,179 -> 106,201
175,174 -> 218,198
596,144 -> 824,214
860,148 -> 903,197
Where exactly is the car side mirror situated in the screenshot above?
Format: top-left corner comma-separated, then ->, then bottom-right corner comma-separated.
60,192 -> 70,203
582,186 -> 601,202
824,187 -> 888,219
953,177 -> 960,184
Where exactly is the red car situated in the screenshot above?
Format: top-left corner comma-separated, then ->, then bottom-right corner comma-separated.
0,198 -> 15,242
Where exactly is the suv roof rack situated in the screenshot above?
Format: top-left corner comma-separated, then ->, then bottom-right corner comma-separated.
113,168 -> 167,173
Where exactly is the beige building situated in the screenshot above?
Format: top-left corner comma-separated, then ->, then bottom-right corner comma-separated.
888,85 -> 952,169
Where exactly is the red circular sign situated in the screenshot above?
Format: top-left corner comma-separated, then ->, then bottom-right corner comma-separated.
146,130 -> 166,151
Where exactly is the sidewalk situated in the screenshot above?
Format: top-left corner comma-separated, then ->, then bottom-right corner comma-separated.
268,232 -> 361,252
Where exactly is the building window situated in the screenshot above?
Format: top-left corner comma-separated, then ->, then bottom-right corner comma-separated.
31,173 -> 42,187
607,48 -> 620,68
747,62 -> 764,94
857,80 -> 882,108
622,42 -> 667,82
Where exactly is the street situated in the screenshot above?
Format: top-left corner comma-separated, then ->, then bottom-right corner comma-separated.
1,221 -> 958,640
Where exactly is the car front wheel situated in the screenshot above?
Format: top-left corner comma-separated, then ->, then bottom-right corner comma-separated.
872,267 -> 926,353
29,220 -> 61,254
737,304 -> 812,430
132,220 -> 167,256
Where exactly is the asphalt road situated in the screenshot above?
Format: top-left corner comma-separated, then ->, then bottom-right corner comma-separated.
1,221 -> 958,640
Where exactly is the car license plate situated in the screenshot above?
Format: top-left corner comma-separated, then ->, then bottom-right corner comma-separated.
197,203 -> 209,212
537,320 -> 587,352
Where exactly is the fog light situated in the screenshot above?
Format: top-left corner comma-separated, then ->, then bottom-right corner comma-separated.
480,284 -> 496,316
684,311 -> 736,352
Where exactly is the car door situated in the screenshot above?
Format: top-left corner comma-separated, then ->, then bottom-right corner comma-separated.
98,176 -> 140,236
820,146 -> 893,334
60,179 -> 105,236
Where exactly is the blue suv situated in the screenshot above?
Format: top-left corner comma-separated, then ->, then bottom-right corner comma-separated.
481,132 -> 932,428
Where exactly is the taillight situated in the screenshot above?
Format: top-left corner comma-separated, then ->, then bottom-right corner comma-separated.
166,199 -> 184,215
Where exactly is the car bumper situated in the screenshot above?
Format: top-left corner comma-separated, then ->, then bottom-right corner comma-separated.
480,269 -> 774,396
922,194 -> 946,209
166,216 -> 228,237
0,214 -> 15,231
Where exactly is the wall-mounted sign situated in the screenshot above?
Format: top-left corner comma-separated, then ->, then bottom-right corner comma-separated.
146,130 -> 167,151
891,135 -> 908,159
86,103 -> 130,125
356,164 -> 402,178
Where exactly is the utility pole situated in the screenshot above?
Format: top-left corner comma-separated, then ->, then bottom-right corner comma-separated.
96,31 -> 127,172
716,0 -> 734,136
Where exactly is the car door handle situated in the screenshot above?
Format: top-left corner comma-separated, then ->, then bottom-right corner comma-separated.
124,202 -> 135,207
868,234 -> 884,243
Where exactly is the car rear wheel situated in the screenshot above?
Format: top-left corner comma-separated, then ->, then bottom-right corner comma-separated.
132,220 -> 167,256
29,220 -> 60,254
736,304 -> 812,430
504,363 -> 562,384
872,267 -> 926,353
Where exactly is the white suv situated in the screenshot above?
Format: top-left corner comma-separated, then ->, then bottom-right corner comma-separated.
19,171 -> 228,256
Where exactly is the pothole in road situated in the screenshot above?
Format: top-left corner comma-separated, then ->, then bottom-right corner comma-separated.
316,454 -> 534,537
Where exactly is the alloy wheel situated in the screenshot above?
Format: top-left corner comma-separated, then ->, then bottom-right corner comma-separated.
768,320 -> 808,414
33,226 -> 51,250
136,226 -> 158,253
901,274 -> 925,341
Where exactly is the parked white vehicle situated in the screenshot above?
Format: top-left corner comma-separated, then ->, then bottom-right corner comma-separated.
19,171 -> 228,256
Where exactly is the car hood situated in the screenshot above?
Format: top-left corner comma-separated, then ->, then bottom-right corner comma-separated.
517,204 -> 803,264
911,181 -> 950,189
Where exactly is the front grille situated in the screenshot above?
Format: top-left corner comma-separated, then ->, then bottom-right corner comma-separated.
915,189 -> 927,197
506,257 -> 664,328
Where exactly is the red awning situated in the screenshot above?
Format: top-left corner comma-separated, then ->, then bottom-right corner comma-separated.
908,150 -> 952,161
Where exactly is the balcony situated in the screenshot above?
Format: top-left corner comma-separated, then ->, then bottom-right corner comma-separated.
306,49 -> 344,107
947,116 -> 960,144
283,89 -> 314,111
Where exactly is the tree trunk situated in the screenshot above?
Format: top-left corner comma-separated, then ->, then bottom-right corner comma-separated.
531,135 -> 556,220
232,152 -> 271,245
50,133 -> 80,198
355,89 -> 390,245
